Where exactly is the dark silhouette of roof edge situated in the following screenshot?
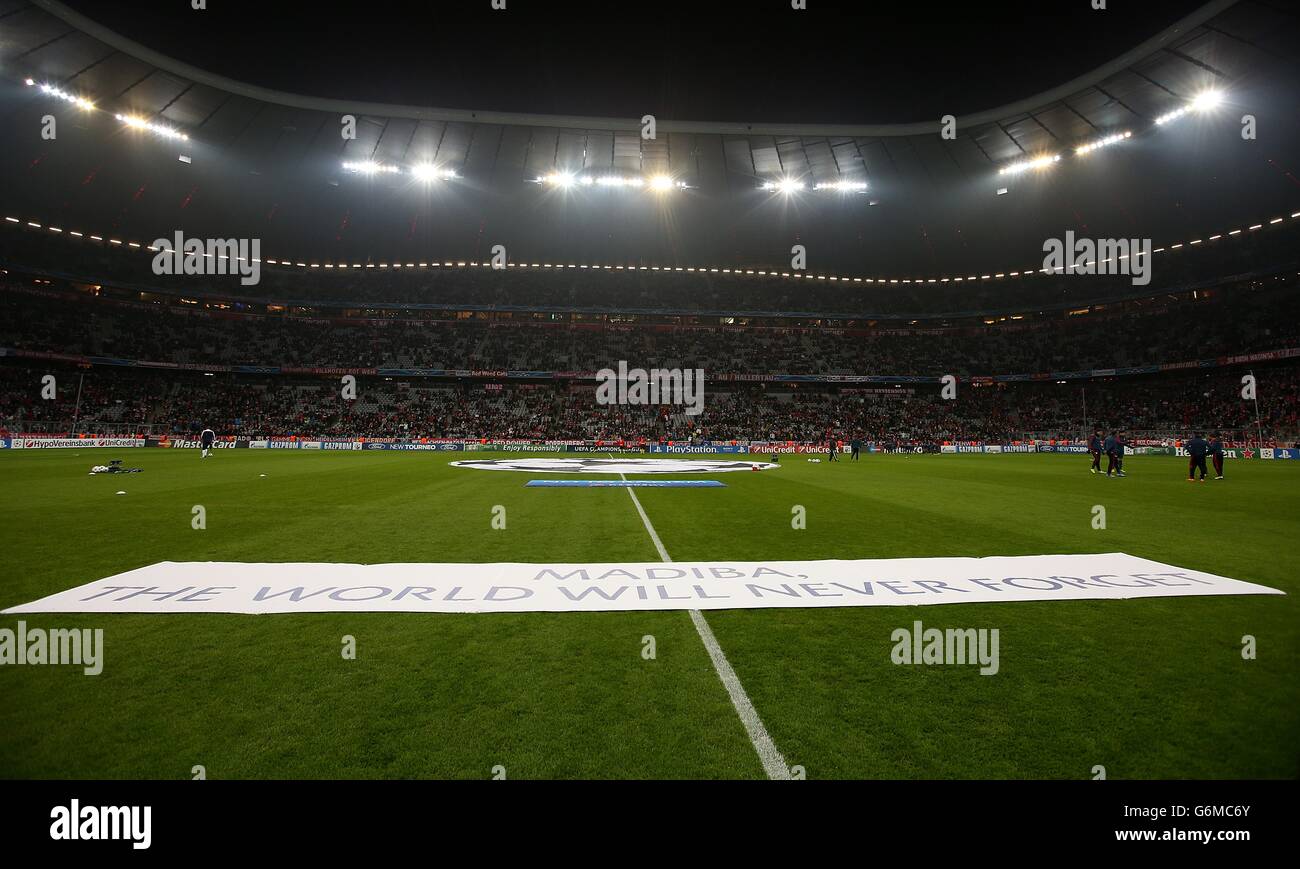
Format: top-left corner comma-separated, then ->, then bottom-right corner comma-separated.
34,0 -> 1238,137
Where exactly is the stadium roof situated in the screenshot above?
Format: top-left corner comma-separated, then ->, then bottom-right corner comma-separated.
1,0 -> 1298,277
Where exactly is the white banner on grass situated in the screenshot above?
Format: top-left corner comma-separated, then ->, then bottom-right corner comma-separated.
1,553 -> 1283,614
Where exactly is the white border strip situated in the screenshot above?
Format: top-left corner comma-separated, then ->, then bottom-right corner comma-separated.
620,473 -> 792,780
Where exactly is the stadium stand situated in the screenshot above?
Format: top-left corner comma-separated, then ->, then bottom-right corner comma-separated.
4,264 -> 1298,444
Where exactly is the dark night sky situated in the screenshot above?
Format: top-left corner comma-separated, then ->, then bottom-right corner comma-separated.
62,0 -> 1206,124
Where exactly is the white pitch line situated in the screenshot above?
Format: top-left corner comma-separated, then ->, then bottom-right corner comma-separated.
619,474 -> 791,780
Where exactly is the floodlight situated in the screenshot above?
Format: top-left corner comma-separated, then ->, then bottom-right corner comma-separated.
1157,91 -> 1226,125
813,180 -> 868,192
998,154 -> 1060,176
116,114 -> 188,140
342,161 -> 399,175
1191,89 -> 1223,112
762,178 -> 806,193
541,172 -> 576,187
37,82 -> 94,110
411,163 -> 455,182
1075,130 -> 1131,155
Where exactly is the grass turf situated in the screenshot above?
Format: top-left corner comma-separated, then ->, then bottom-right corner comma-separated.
0,448 -> 1296,779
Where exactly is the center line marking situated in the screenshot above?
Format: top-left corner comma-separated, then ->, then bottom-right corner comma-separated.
619,473 -> 791,780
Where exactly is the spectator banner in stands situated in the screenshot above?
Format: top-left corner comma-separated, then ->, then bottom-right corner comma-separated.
2,553 -> 1283,615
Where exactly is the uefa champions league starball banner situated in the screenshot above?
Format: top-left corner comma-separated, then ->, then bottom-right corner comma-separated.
2,553 -> 1282,615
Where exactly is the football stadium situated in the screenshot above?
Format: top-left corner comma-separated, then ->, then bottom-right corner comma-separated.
1,0 -> 1298,828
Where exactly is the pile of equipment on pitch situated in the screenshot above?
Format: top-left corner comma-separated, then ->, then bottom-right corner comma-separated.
89,459 -> 143,475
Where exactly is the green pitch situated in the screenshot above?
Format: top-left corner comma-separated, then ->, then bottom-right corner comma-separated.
1,449 -> 1296,779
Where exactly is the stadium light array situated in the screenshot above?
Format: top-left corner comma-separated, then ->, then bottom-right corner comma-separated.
116,113 -> 188,141
341,161 -> 457,180
1155,107 -> 1188,125
1190,89 -> 1224,112
998,153 -> 1061,176
999,90 -> 1227,181
1075,130 -> 1131,155
342,161 -> 401,175
761,178 -> 807,194
540,172 -> 575,187
813,180 -> 869,193
536,172 -> 685,192
27,76 -> 195,142
411,163 -> 457,182
29,81 -> 95,111
1156,89 -> 1224,125
759,177 -> 870,194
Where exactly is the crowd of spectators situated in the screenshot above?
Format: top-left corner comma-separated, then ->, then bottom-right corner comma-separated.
3,278 -> 1297,378
4,248 -> 1298,443
3,364 -> 1296,444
